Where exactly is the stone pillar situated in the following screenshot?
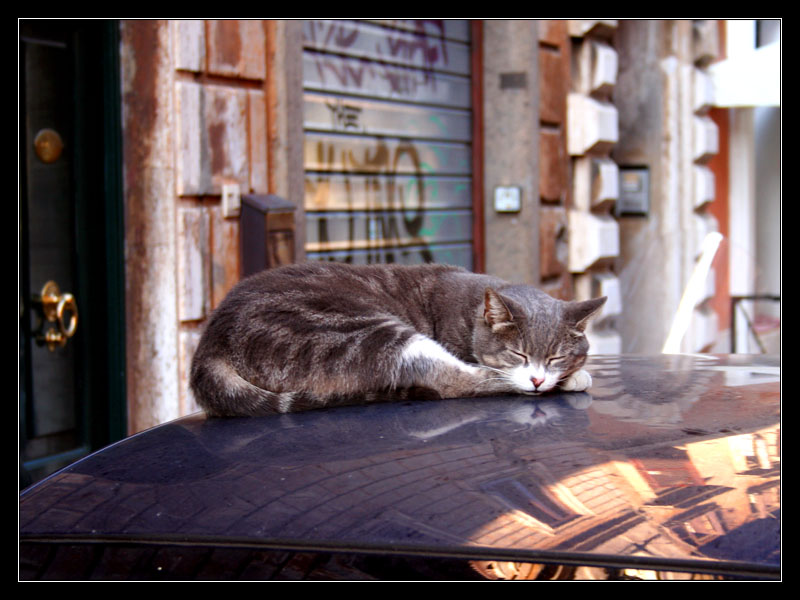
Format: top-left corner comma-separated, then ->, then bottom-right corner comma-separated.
482,20 -> 540,284
613,20 -> 721,354
121,20 -> 180,433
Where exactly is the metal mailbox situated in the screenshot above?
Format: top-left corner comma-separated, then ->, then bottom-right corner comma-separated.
240,194 -> 297,277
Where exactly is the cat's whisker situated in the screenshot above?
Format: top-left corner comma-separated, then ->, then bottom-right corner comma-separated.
477,365 -> 509,376
474,376 -> 514,387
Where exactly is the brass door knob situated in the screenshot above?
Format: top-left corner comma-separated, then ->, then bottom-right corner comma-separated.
32,281 -> 78,351
33,128 -> 64,163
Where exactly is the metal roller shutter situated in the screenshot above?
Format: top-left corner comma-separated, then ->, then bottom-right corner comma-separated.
302,19 -> 475,268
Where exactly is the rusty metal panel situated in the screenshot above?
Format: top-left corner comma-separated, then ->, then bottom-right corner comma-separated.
302,19 -> 473,268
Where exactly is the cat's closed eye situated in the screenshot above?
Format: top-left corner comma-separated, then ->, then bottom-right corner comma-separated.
509,350 -> 529,365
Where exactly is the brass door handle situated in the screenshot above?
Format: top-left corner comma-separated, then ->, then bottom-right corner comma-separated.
32,281 -> 79,351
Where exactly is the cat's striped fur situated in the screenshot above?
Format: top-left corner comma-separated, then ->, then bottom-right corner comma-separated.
190,262 -> 606,416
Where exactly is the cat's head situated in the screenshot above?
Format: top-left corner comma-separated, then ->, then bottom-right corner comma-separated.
472,286 -> 606,394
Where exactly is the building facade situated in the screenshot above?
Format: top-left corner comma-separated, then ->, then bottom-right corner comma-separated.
20,20 -> 779,481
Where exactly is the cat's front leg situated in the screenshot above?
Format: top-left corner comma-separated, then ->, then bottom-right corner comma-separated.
467,365 -> 529,396
399,335 -> 524,398
559,368 -> 592,392
438,365 -> 525,398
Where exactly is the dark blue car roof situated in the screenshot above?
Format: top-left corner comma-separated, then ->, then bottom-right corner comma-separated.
20,354 -> 780,579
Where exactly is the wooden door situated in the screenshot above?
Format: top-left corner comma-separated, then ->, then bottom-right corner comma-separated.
19,20 -> 126,486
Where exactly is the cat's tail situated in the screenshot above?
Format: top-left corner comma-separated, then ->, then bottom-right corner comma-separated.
190,356 -> 293,416
191,355 -> 437,416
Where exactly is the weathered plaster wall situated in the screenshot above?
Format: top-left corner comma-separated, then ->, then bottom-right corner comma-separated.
121,20 -> 302,433
120,20 -> 179,433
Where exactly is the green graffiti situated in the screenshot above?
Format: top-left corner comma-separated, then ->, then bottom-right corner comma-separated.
425,180 -> 439,199
403,178 -> 417,202
418,214 -> 444,237
429,114 -> 447,135
430,146 -> 448,167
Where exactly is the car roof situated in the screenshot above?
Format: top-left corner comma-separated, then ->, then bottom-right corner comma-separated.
20,354 -> 780,579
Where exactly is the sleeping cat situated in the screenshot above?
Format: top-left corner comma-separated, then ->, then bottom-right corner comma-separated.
190,262 -> 606,416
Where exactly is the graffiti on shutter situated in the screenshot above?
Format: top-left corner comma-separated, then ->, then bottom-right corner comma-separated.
303,19 -> 474,268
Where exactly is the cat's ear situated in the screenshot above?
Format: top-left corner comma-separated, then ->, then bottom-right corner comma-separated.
565,296 -> 607,332
484,288 -> 515,331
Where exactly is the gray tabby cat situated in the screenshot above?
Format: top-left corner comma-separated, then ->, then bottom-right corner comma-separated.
190,262 -> 606,416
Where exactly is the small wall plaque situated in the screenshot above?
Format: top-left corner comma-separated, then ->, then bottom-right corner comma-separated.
499,72 -> 528,89
616,167 -> 650,216
494,186 -> 522,213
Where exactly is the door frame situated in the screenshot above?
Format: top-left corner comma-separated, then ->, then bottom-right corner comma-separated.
470,20 -> 486,274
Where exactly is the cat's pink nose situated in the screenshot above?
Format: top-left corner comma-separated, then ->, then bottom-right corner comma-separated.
531,377 -> 545,389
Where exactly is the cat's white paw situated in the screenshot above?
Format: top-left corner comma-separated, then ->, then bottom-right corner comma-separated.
560,369 -> 592,392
